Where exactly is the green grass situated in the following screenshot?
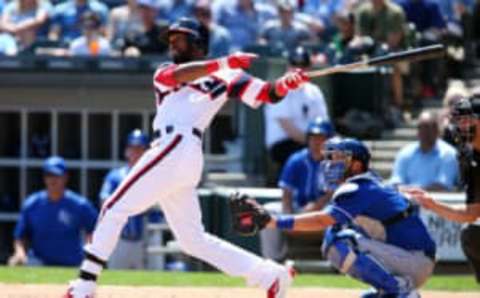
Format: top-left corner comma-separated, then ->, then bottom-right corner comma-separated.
0,266 -> 478,291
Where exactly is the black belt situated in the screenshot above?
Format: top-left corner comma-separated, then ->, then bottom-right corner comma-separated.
381,201 -> 416,226
154,125 -> 202,140
424,250 -> 436,262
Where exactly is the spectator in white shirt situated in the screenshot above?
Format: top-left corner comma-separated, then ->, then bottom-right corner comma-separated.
69,11 -> 111,56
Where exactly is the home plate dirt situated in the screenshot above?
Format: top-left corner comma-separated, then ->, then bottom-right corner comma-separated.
0,284 -> 478,298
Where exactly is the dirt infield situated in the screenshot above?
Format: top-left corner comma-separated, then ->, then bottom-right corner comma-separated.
0,284 -> 478,298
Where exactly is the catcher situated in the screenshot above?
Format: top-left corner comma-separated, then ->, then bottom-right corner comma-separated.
231,137 -> 436,298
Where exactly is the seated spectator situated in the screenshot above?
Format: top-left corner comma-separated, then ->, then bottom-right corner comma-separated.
70,11 -> 111,56
390,111 -> 459,191
49,0 -> 108,44
1,0 -> 52,52
216,0 -> 276,51
0,32 -> 17,55
440,80 -> 471,145
264,46 -> 330,178
302,0 -> 346,39
8,156 -> 97,267
355,0 -> 407,123
193,0 -> 231,58
99,130 -> 149,269
398,0 -> 446,98
122,0 -> 168,56
106,0 -> 143,51
157,0 -> 193,23
260,119 -> 334,261
259,1 -> 313,54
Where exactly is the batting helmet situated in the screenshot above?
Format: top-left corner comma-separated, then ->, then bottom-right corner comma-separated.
307,118 -> 334,138
288,46 -> 311,68
167,17 -> 209,55
127,129 -> 149,148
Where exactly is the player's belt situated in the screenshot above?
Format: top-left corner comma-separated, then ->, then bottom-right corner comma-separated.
381,201 -> 416,226
154,125 -> 202,140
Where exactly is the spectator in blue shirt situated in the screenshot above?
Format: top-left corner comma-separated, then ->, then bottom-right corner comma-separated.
1,0 -> 52,51
99,130 -> 149,269
49,0 -> 108,44
216,0 -> 277,51
193,0 -> 231,58
390,111 -> 459,191
260,119 -> 334,261
157,0 -> 194,23
8,156 -> 98,267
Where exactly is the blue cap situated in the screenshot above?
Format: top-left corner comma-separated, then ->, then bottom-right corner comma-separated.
307,118 -> 334,138
43,156 -> 67,176
127,129 -> 149,147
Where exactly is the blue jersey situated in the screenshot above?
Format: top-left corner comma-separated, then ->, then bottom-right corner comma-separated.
279,148 -> 327,210
99,166 -> 144,241
14,190 -> 98,266
325,172 -> 436,256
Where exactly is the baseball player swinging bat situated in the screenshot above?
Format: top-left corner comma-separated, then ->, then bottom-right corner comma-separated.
306,44 -> 445,78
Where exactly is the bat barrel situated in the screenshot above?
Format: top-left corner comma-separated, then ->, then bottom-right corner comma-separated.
368,44 -> 445,67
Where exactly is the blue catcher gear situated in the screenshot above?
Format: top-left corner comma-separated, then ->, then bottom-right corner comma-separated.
322,228 -> 415,296
127,129 -> 149,148
307,118 -> 335,138
322,137 -> 370,191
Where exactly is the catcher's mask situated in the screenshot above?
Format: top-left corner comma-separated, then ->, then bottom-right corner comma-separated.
450,98 -> 478,144
322,137 -> 370,190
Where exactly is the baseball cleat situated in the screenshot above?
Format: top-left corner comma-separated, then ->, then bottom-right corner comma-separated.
267,260 -> 295,298
63,279 -> 96,298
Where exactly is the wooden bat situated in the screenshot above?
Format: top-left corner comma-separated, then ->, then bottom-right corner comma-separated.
306,44 -> 445,78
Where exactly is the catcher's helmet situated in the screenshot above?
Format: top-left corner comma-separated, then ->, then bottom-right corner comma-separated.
338,138 -> 371,169
288,46 -> 311,68
168,17 -> 209,55
307,118 -> 334,138
127,129 -> 149,148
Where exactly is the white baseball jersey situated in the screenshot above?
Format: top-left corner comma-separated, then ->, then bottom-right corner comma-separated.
152,64 -> 267,132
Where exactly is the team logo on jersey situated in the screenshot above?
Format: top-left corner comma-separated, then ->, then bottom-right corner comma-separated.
58,209 -> 72,226
189,76 -> 227,100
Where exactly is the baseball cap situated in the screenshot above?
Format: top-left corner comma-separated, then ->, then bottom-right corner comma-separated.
43,156 -> 67,176
307,118 -> 335,138
127,129 -> 149,147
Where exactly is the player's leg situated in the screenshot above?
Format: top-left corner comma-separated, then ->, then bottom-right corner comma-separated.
65,137 -> 184,297
259,201 -> 287,261
461,225 -> 480,283
321,228 -> 421,297
159,187 -> 293,297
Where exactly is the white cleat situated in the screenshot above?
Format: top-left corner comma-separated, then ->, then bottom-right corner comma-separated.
63,279 -> 96,298
267,261 -> 296,298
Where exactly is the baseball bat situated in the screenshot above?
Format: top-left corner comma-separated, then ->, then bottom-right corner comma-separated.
306,44 -> 445,78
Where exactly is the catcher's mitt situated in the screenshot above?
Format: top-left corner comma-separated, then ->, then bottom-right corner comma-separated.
229,192 -> 271,236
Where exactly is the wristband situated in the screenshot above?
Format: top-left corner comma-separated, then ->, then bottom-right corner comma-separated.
276,215 -> 295,230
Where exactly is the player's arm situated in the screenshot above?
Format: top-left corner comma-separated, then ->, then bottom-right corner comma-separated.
405,188 -> 480,223
278,118 -> 306,144
266,211 -> 336,232
154,52 -> 258,87
8,239 -> 27,266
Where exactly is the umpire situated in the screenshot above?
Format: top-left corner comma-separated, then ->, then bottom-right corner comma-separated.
407,96 -> 480,283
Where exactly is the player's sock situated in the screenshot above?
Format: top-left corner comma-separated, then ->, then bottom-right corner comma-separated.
78,251 -> 107,282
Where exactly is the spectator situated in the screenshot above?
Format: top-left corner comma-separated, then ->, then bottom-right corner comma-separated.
398,0 -> 446,98
0,31 -> 17,55
157,0 -> 193,23
302,0 -> 346,38
49,0 -> 108,44
259,1 -> 313,54
216,0 -> 276,51
193,0 -> 231,58
264,46 -> 329,177
106,0 -> 143,51
390,111 -> 459,191
1,0 -> 52,52
355,0 -> 407,122
260,119 -> 334,261
8,156 -> 97,267
99,130 -> 149,269
122,0 -> 168,56
70,11 -> 111,56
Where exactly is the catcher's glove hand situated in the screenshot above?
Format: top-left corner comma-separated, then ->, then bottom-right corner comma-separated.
229,192 -> 271,236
